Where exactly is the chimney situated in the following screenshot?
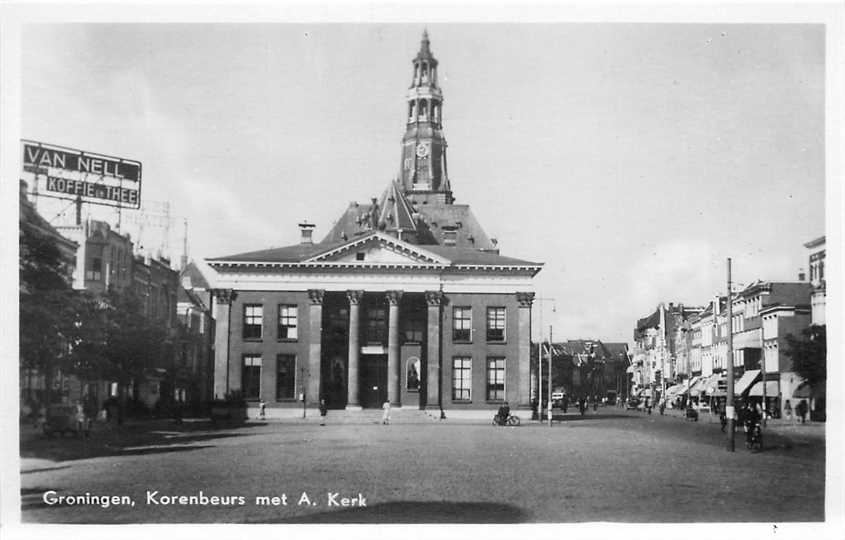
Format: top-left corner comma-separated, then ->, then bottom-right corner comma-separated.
798,268 -> 806,281
299,221 -> 316,245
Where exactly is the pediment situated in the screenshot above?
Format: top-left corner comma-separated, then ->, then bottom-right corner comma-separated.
306,232 -> 449,265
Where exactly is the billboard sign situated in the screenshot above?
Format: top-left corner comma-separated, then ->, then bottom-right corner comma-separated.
21,140 -> 142,209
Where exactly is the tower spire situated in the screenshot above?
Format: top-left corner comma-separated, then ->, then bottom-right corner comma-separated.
400,30 -> 453,205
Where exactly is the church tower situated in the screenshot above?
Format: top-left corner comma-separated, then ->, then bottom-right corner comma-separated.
399,30 -> 453,205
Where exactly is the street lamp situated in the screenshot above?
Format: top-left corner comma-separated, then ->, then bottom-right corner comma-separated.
534,297 -> 556,423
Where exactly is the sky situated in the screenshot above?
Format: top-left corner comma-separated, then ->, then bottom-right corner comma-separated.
20,23 -> 825,344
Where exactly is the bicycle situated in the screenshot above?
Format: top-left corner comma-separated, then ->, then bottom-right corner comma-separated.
745,423 -> 763,451
492,414 -> 521,426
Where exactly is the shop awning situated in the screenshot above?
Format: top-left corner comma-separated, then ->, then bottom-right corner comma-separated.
793,381 -> 825,399
734,369 -> 760,396
689,376 -> 710,396
793,382 -> 812,398
748,381 -> 779,397
665,384 -> 685,397
703,374 -> 726,395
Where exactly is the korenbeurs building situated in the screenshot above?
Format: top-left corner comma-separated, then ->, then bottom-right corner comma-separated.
206,32 -> 542,413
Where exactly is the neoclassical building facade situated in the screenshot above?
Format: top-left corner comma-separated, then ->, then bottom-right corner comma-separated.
206,32 -> 542,411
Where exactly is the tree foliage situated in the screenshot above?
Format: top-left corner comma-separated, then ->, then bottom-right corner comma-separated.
21,223 -> 172,410
19,224 -> 78,402
785,324 -> 826,388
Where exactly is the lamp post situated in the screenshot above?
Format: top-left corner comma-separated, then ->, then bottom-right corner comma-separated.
534,297 -> 556,422
726,258 -> 736,452
548,324 -> 553,427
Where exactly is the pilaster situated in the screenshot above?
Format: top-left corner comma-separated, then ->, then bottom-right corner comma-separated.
425,290 -> 444,409
211,288 -> 237,399
307,289 -> 324,406
386,290 -> 403,405
517,292 -> 535,407
346,290 -> 364,410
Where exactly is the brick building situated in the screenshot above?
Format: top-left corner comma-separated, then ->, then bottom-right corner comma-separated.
206,32 -> 542,412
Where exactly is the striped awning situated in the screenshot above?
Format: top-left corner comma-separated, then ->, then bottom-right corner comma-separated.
748,381 -> 779,397
734,369 -> 760,396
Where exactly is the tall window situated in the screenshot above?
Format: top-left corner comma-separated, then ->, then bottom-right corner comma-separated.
86,257 -> 102,281
452,357 -> 472,401
242,355 -> 262,399
276,354 -> 296,400
453,307 -> 472,342
486,307 -> 506,342
403,309 -> 425,343
278,305 -> 298,340
365,307 -> 387,343
487,357 -> 506,401
243,304 -> 263,339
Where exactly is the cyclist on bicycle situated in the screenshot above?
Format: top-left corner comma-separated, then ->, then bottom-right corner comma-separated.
496,402 -> 511,425
744,403 -> 762,446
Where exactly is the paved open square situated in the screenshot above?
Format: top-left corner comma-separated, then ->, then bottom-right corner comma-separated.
20,409 -> 824,523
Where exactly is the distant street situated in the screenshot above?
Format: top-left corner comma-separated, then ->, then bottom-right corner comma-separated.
20,409 -> 824,523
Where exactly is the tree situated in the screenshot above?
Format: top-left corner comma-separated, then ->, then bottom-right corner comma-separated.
19,224 -> 78,406
785,324 -> 826,389
97,287 -> 169,422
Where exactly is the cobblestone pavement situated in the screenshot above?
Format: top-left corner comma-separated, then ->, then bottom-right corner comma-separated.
19,408 -> 824,523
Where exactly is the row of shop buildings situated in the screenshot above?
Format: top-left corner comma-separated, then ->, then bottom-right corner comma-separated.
19,179 -> 214,414
630,237 -> 827,420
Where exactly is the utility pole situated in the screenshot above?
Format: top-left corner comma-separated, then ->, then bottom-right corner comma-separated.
548,325 -> 553,427
726,258 -> 736,452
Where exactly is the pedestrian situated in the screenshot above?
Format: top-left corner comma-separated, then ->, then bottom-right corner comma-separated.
74,400 -> 88,436
381,400 -> 391,424
784,400 -> 793,421
319,398 -> 328,426
796,400 -> 808,424
259,399 -> 267,420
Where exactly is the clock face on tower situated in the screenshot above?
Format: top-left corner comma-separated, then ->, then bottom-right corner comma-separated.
415,144 -> 429,158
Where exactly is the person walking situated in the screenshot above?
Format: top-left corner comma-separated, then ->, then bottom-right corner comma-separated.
381,400 -> 391,425
784,400 -> 793,422
319,398 -> 328,426
796,399 -> 808,424
259,399 -> 267,420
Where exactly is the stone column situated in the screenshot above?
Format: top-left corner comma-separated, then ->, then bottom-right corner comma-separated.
307,289 -> 324,406
425,290 -> 444,409
517,292 -> 535,407
386,290 -> 403,405
212,289 -> 237,399
346,290 -> 364,410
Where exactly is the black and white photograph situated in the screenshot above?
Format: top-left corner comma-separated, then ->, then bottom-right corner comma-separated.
1,2 -> 842,538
